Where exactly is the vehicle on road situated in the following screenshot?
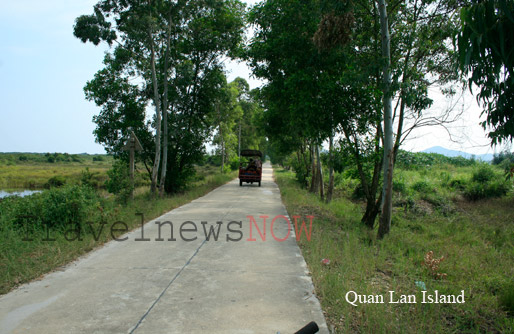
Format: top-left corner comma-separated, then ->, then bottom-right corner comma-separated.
238,149 -> 262,187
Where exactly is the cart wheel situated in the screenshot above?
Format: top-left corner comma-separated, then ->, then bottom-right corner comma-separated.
240,180 -> 242,187
258,181 -> 261,187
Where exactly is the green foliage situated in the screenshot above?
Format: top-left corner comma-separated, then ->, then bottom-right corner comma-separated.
105,160 -> 133,203
76,0 -> 246,195
0,185 -> 98,231
275,167 -> 514,332
458,0 -> 514,144
464,179 -> 510,201
449,178 -> 467,190
493,151 -> 514,165
499,281 -> 514,316
411,180 -> 434,193
396,150 -> 476,169
287,154 -> 310,186
393,178 -> 407,194
44,176 -> 66,189
80,167 -> 100,188
0,166 -> 235,295
472,164 -> 495,183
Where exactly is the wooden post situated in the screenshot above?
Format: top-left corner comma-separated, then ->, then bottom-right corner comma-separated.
122,130 -> 143,198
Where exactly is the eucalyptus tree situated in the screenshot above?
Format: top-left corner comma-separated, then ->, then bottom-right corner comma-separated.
458,0 -> 514,145
75,0 -> 245,194
246,0 -> 336,194
248,0 -> 462,234
212,79 -> 244,172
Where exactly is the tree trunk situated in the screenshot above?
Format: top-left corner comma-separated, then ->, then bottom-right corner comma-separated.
362,192 -> 382,228
150,39 -> 162,194
159,11 -> 174,197
316,145 -> 324,201
326,135 -> 334,203
309,144 -> 318,193
377,0 -> 394,239
220,124 -> 224,173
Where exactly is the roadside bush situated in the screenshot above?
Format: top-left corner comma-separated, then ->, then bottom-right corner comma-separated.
39,185 -> 98,229
1,185 -> 98,231
288,155 -> 310,186
105,160 -> 133,203
229,156 -> 239,171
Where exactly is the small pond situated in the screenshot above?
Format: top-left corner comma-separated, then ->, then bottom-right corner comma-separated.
0,190 -> 42,199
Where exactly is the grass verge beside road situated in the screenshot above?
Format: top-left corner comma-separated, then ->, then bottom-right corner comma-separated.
274,167 -> 514,333
0,171 -> 236,295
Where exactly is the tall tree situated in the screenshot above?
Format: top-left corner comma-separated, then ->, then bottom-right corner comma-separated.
377,0 -> 394,239
75,0 -> 245,194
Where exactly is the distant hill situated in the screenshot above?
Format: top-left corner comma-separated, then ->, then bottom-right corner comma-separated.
421,146 -> 493,161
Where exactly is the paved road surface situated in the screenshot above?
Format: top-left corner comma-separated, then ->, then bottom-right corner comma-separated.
0,163 -> 328,333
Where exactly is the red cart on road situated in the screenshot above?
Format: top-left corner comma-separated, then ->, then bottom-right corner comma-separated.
238,149 -> 262,187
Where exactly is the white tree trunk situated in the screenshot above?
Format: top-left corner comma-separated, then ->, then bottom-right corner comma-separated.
159,13 -> 173,197
150,39 -> 162,194
377,0 -> 394,239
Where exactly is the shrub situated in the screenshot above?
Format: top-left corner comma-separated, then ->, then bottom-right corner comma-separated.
492,151 -> 514,165
1,185 -> 98,231
352,183 -> 366,200
39,185 -> 98,229
411,180 -> 434,193
499,281 -> 514,316
71,155 -> 82,163
472,164 -> 495,183
44,175 -> 66,189
81,167 -> 98,188
393,179 -> 407,194
449,178 -> 467,190
105,160 -> 133,203
463,180 -> 510,201
229,156 -> 239,171
93,156 -> 105,162
439,171 -> 452,186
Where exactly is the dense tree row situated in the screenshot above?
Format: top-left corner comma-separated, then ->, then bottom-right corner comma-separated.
75,0 -> 512,237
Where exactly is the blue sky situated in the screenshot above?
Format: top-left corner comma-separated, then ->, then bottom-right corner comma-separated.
0,0 -> 502,155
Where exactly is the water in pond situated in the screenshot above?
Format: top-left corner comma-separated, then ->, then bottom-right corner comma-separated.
0,190 -> 42,199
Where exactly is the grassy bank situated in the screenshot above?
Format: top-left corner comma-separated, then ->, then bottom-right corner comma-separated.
0,170 -> 236,295
0,153 -> 113,189
274,167 -> 514,333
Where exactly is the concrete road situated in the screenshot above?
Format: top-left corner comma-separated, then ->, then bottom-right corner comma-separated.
0,163 -> 328,334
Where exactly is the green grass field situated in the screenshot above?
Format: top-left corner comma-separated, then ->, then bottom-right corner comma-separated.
274,164 -> 514,333
0,153 -> 113,189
